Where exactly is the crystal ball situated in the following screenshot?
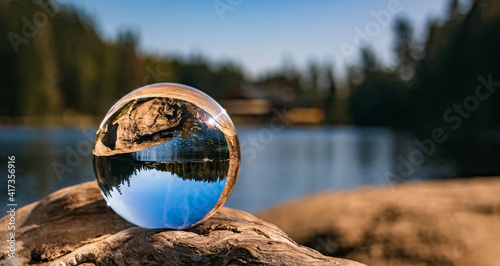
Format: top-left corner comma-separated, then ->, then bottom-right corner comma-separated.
92,83 -> 240,229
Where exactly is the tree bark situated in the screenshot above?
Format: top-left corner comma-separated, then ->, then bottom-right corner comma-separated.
0,181 -> 364,266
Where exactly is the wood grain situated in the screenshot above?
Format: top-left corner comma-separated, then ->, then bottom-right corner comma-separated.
0,181 -> 364,266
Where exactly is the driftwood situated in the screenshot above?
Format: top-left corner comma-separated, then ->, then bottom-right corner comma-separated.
0,181 -> 363,266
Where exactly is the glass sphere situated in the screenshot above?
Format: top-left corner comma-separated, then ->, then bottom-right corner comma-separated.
92,83 -> 240,229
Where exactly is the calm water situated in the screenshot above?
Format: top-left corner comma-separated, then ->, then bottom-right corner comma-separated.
0,126 -> 497,215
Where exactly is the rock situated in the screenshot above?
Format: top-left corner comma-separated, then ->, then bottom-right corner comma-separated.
258,177 -> 500,266
0,182 -> 363,266
94,97 -> 196,157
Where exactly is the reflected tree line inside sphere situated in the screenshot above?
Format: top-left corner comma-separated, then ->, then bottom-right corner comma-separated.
92,95 -> 231,198
94,154 -> 229,197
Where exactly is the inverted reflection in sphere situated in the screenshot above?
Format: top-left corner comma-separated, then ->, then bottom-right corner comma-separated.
92,83 -> 240,229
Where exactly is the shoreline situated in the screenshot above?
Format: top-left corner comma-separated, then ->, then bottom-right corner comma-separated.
258,176 -> 500,266
0,116 -> 101,128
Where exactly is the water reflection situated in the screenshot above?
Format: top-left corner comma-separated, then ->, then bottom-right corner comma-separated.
1,127 -> 499,215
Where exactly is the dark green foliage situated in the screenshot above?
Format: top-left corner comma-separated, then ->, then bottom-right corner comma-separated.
0,0 -> 247,118
2,0 -> 500,133
348,48 -> 409,128
409,0 -> 500,138
349,71 -> 408,127
348,0 -> 500,134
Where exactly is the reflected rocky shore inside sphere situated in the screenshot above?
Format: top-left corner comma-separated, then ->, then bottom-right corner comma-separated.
92,84 -> 240,229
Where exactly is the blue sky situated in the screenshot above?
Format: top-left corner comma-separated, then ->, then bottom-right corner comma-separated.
66,1 -> 468,79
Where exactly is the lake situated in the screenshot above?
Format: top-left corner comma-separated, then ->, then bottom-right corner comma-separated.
1,126 -> 498,215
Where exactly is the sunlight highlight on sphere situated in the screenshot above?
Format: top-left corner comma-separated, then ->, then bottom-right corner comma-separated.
92,83 -> 240,229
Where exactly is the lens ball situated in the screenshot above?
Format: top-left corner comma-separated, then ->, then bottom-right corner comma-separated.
92,83 -> 240,229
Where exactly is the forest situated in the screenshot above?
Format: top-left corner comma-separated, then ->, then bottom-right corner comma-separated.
1,0 -> 500,144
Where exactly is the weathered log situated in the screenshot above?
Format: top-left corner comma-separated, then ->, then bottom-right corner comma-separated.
0,181 -> 364,266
